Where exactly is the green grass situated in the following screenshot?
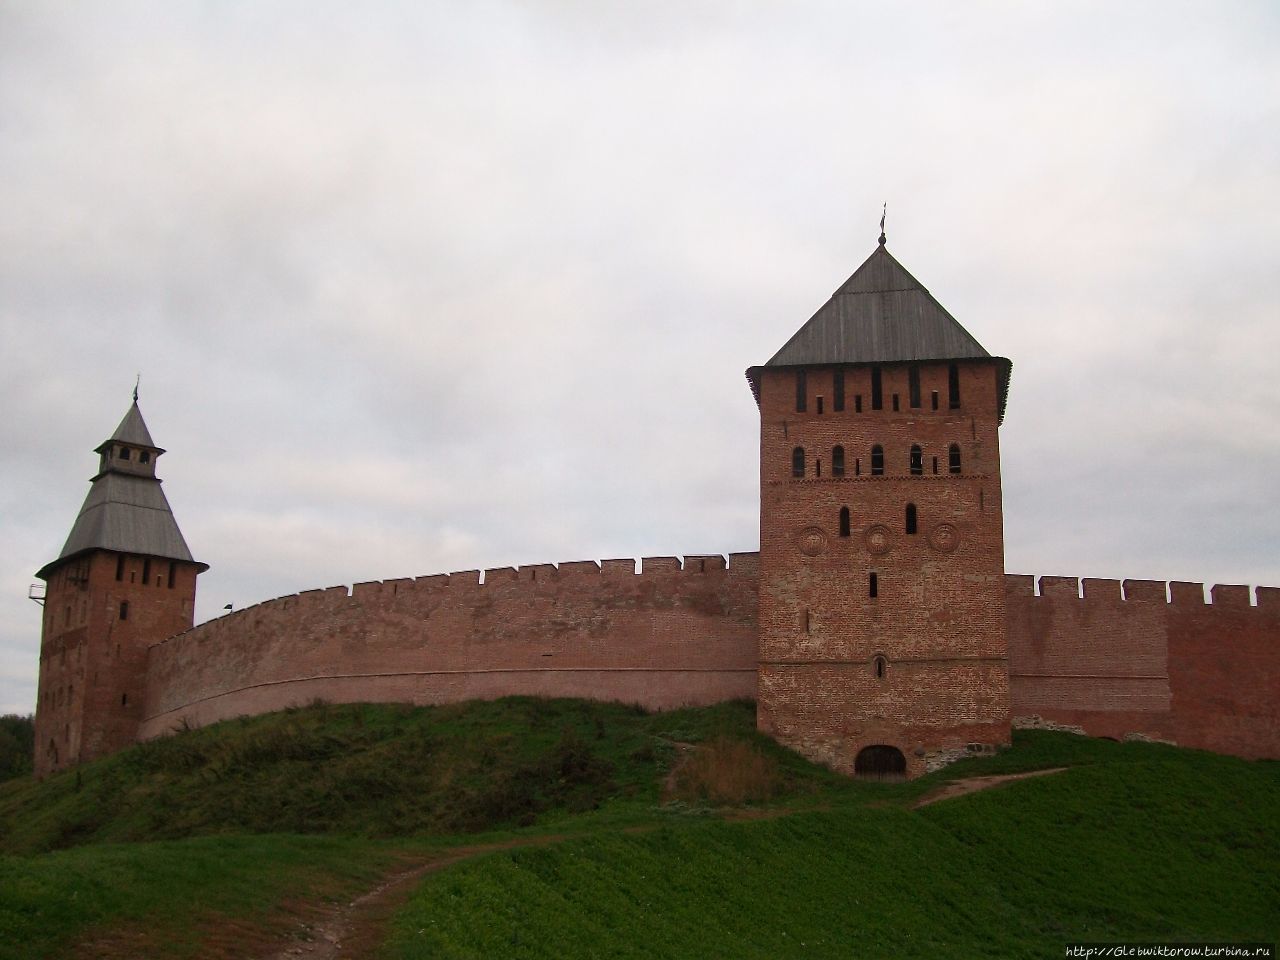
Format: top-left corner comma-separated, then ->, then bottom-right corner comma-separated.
1,699 -> 1275,959
385,751 -> 1280,958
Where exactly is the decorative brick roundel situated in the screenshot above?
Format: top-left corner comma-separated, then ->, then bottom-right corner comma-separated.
864,524 -> 892,556
796,526 -> 828,557
929,522 -> 960,553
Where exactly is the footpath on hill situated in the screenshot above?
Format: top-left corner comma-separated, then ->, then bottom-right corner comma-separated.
242,767 -> 1069,960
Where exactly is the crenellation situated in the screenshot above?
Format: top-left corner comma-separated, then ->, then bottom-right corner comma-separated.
1210,584 -> 1252,608
1257,587 -> 1280,611
1123,579 -> 1166,603
1081,578 -> 1122,601
559,560 -> 602,578
1038,576 -> 1080,600
1170,581 -> 1207,606
600,559 -> 637,577
641,556 -> 682,575
483,566 -> 518,585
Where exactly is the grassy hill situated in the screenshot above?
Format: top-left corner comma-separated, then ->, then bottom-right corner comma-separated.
1,698 -> 1276,959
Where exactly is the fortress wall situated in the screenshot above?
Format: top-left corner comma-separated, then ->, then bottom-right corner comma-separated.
1006,575 -> 1280,757
138,553 -> 760,738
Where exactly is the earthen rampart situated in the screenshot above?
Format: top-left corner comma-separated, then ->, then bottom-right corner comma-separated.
139,553 -> 760,738
1006,575 -> 1280,758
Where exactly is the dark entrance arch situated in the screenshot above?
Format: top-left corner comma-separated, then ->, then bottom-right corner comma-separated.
854,745 -> 906,781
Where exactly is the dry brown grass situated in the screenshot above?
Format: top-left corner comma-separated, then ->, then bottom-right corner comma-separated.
665,737 -> 782,806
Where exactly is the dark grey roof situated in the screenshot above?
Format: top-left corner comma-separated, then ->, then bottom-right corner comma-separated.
98,401 -> 159,452
38,402 -> 205,578
747,242 -> 1011,419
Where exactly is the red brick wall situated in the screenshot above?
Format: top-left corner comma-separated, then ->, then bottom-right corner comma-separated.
755,361 -> 1011,778
139,554 -> 759,738
35,551 -> 199,776
1006,576 -> 1280,758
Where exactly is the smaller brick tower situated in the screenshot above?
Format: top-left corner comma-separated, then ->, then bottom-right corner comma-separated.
33,397 -> 206,776
748,233 -> 1013,778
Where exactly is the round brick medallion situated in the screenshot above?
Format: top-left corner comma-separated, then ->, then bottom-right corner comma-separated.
864,524 -> 892,556
796,526 -> 828,557
929,522 -> 959,553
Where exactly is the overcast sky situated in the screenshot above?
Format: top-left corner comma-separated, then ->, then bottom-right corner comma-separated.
2,2 -> 1278,715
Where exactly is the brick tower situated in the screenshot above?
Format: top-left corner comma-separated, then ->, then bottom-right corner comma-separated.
747,234 -> 1012,778
33,397 -> 206,776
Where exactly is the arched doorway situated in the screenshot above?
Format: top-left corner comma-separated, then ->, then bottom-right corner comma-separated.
854,745 -> 906,781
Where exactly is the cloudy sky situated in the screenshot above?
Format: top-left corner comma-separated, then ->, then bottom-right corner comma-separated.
2,1 -> 1278,714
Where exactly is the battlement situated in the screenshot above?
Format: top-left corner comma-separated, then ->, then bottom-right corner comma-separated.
1006,574 -> 1280,611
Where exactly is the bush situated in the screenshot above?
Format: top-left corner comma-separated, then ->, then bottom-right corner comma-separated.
666,736 -> 781,806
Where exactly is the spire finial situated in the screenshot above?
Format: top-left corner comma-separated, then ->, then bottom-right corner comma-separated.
878,202 -> 887,246
133,374 -> 140,404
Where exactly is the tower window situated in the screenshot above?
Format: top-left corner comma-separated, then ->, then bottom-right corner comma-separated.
931,390 -> 939,411
792,447 -> 805,478
168,562 -> 176,589
949,444 -> 962,474
839,506 -> 850,537
796,370 -> 807,413
871,445 -> 884,476
142,559 -> 151,586
948,364 -> 961,409
855,458 -> 861,476
854,394 -> 863,414
119,601 -> 129,621
833,369 -> 845,411
869,572 -> 879,598
909,366 -> 921,408
932,456 -> 939,475
892,394 -> 900,412
118,446 -> 131,461
816,396 -> 824,415
832,445 -> 845,477
906,503 -> 918,535
871,367 -> 883,410
815,459 -> 822,478
874,656 -> 887,680
909,445 -> 923,475
121,692 -> 128,707
139,450 -> 151,464
115,555 -> 124,581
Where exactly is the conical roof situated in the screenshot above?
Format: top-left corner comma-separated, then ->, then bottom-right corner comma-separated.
38,402 -> 204,578
747,242 -> 1011,419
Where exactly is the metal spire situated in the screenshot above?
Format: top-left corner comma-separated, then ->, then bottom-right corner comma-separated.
878,203 -> 887,246
133,374 -> 140,403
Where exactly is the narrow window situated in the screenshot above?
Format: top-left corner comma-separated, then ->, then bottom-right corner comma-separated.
909,445 -> 923,475
948,363 -> 961,409
906,503 -> 918,535
854,394 -> 863,414
909,366 -> 921,408
792,447 -> 805,478
833,369 -> 845,411
816,459 -> 822,478
839,507 -> 850,537
139,450 -> 151,464
871,367 -> 883,410
949,444 -> 962,474
871,445 -> 884,476
115,555 -> 125,581
796,370 -> 807,413
142,558 -> 151,586
855,458 -> 862,476
803,609 -> 811,633
168,562 -> 176,589
869,572 -> 879,598
832,445 -> 845,477
931,390 -> 939,411
118,446 -> 131,461
119,601 -> 129,621
874,656 -> 887,680
121,692 -> 128,707
932,456 -> 939,475
892,393 -> 900,412
816,396 -> 824,415
980,489 -> 985,510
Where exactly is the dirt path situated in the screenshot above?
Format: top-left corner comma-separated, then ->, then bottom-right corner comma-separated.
264,835 -> 565,960
912,766 -> 1068,808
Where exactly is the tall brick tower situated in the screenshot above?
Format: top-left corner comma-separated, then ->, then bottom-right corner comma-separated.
33,397 -> 206,776
747,234 -> 1012,778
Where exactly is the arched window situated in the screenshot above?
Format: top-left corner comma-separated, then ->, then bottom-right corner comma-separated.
905,503 -> 918,535
832,445 -> 845,477
873,655 -> 887,680
792,447 -> 805,478
909,445 -> 923,475
949,444 -> 962,474
139,450 -> 151,464
870,445 -> 884,476
839,507 -> 850,537
118,446 -> 131,461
